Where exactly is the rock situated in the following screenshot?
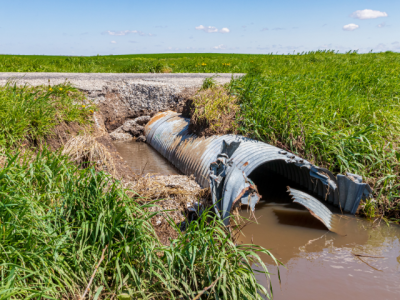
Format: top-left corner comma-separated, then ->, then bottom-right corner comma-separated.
111,125 -> 125,134
136,135 -> 146,143
129,125 -> 144,136
133,115 -> 151,125
121,117 -> 150,133
122,119 -> 137,132
109,128 -> 133,141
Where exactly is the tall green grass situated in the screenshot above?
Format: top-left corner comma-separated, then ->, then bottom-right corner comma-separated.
228,52 -> 400,221
0,83 -> 94,148
0,149 -> 279,299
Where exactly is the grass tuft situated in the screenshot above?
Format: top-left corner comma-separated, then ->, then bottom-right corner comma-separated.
0,82 -> 95,148
189,86 -> 239,136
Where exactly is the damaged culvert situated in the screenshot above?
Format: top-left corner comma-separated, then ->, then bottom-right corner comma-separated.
144,111 -> 374,231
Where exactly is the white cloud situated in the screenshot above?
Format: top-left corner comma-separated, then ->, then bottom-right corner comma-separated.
104,30 -> 137,36
351,9 -> 388,20
343,24 -> 359,31
195,25 -> 230,33
377,22 -> 386,28
111,41 -> 117,44
103,30 -> 154,36
195,25 -> 218,33
213,44 -> 226,50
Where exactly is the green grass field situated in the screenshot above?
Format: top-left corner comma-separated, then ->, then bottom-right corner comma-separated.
0,50 -> 379,73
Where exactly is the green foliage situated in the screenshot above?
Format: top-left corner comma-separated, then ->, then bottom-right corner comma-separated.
201,76 -> 218,90
0,83 -> 94,147
0,149 -> 279,299
228,52 -> 400,221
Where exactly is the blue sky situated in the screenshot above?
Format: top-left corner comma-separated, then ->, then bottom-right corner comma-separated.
1,0 -> 399,55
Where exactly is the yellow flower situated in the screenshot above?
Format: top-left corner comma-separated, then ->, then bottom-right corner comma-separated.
89,110 -> 94,113
49,88 -> 53,91
59,88 -> 62,91
201,63 -> 206,66
82,105 -> 86,108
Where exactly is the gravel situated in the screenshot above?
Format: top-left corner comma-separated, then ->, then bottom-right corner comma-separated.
0,72 -> 244,90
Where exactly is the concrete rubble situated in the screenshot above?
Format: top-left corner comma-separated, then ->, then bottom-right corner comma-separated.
110,115 -> 151,141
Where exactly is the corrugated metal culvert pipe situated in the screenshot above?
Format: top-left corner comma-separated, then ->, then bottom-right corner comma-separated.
145,111 -> 373,230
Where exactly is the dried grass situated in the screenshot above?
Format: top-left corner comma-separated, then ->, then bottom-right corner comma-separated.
124,174 -> 210,238
62,134 -> 116,175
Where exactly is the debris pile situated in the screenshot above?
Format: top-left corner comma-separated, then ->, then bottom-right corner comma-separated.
110,115 -> 151,142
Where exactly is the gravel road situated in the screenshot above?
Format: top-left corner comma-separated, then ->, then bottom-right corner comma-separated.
0,72 -> 244,90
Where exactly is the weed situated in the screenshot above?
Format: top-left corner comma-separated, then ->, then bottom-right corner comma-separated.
189,86 -> 239,136
201,76 -> 218,90
0,149 -> 280,299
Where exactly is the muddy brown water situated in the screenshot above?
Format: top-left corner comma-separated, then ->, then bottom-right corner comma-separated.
115,141 -> 400,299
240,172 -> 400,299
113,141 -> 180,175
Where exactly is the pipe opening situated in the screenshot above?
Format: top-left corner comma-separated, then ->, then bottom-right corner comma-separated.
248,161 -> 304,205
247,161 -> 334,230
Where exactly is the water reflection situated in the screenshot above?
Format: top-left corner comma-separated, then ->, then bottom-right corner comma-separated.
238,177 -> 400,300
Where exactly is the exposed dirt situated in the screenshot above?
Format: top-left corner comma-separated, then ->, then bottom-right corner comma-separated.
176,87 -> 198,115
94,87 -> 192,133
96,91 -> 155,132
47,122 -> 84,150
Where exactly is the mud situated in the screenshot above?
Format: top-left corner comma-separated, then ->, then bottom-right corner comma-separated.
238,171 -> 400,299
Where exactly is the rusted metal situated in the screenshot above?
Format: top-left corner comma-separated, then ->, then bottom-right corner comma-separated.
144,111 -> 373,221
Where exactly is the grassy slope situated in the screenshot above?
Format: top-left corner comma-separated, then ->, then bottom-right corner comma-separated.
0,84 -> 278,299
227,52 -> 400,222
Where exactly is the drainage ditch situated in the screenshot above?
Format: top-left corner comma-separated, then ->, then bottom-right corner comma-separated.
114,139 -> 400,300
93,81 -> 400,299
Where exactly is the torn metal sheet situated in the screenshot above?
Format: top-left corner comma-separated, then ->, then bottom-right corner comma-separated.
209,140 -> 260,225
287,187 -> 340,233
337,173 -> 373,214
145,111 -> 373,216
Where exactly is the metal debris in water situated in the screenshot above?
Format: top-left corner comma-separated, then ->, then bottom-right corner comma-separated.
210,140 -> 260,225
287,187 -> 341,233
